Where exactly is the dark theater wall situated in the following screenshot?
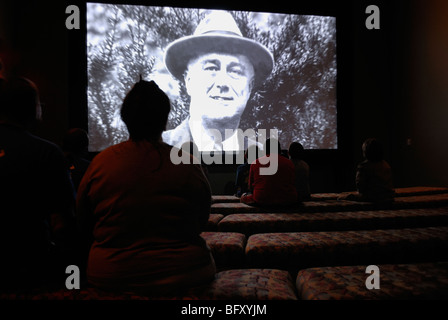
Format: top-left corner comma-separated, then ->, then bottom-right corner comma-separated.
348,0 -> 412,187
0,1 -> 70,146
1,0 -> 447,192
408,0 -> 448,187
349,0 -> 448,188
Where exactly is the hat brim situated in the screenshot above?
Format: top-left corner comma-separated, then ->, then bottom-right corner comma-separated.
164,34 -> 274,87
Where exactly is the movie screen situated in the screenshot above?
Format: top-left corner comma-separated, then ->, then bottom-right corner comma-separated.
87,3 -> 337,152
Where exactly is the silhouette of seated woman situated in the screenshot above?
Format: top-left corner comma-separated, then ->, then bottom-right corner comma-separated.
76,79 -> 216,296
235,145 -> 259,197
288,141 -> 311,201
0,76 -> 76,289
339,138 -> 395,204
180,140 -> 210,182
62,128 -> 91,192
240,138 -> 298,206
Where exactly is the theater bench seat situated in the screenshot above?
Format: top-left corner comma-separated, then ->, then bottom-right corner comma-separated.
0,269 -> 298,300
217,207 -> 448,235
245,226 -> 448,273
296,261 -> 448,300
206,214 -> 225,231
200,232 -> 247,270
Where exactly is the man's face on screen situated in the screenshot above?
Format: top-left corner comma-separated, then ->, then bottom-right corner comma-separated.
185,53 -> 254,123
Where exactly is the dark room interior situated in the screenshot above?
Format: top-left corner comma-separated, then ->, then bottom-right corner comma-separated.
1,0 -> 448,308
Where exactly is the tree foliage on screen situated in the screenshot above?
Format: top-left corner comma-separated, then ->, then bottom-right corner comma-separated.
87,4 -> 337,151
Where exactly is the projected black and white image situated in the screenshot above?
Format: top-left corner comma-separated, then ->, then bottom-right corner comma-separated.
87,3 -> 337,152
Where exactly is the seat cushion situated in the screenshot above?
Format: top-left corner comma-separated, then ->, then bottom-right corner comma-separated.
296,262 -> 448,300
218,208 -> 448,235
206,214 -> 225,231
1,269 -> 298,300
201,232 -> 247,269
245,227 -> 448,272
188,268 -> 298,300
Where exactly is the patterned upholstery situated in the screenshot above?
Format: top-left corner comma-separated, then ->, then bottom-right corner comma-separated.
217,208 -> 448,235
393,193 -> 448,208
206,214 -> 225,231
0,269 -> 297,300
296,262 -> 448,300
211,202 -> 263,214
211,193 -> 448,215
3,187 -> 446,301
188,269 -> 298,300
200,232 -> 247,269
308,187 -> 448,202
210,200 -> 372,215
209,187 -> 448,206
245,227 -> 448,272
310,193 -> 340,201
301,200 -> 374,212
212,195 -> 240,203
394,186 -> 448,197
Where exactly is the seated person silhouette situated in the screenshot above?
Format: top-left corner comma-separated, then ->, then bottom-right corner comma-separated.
339,138 -> 395,204
240,138 -> 298,206
179,141 -> 210,182
0,76 -> 76,289
234,145 -> 259,197
62,128 -> 91,192
76,79 -> 216,295
288,142 -> 311,201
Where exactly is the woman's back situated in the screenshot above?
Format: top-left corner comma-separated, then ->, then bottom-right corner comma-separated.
77,140 -> 215,294
356,159 -> 394,203
76,80 -> 215,295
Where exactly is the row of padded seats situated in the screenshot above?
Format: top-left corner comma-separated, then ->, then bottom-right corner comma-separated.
1,269 -> 298,300
297,261 -> 448,300
204,186 -> 448,300
210,192 -> 448,214
3,187 -> 447,300
208,207 -> 448,235
211,186 -> 448,204
244,226 -> 448,273
201,226 -> 448,273
4,262 -> 447,300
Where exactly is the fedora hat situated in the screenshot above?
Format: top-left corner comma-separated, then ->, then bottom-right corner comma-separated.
164,11 -> 274,87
